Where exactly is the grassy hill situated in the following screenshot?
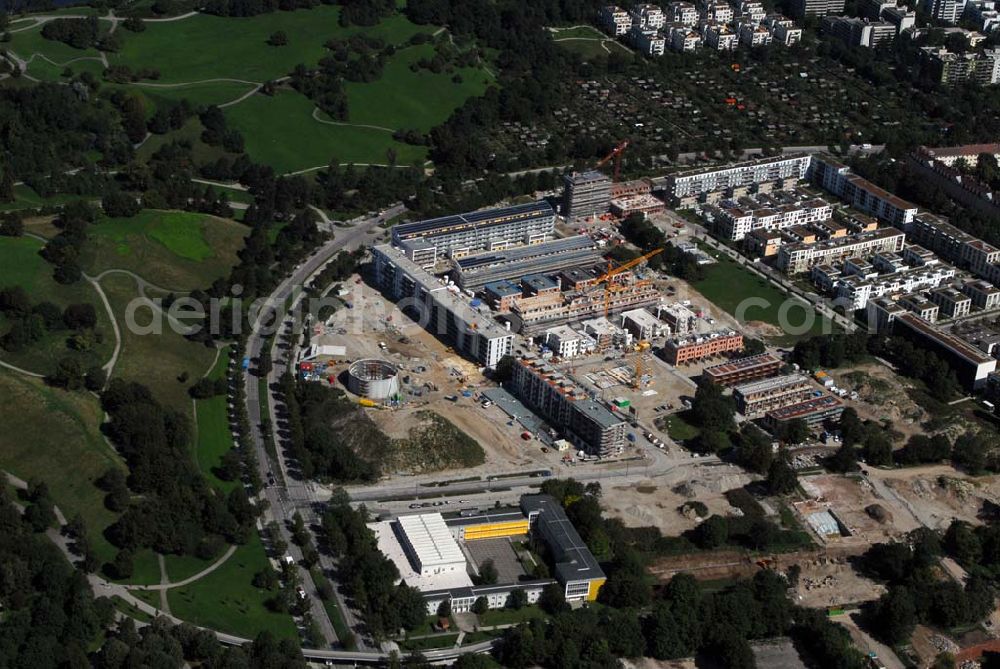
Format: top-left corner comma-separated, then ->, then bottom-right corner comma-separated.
80,209 -> 248,290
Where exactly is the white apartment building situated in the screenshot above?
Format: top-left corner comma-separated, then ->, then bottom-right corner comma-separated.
834,265 -> 957,310
739,23 -> 774,46
741,0 -> 769,21
543,325 -> 589,359
666,154 -> 811,201
777,228 -> 906,274
921,0 -> 967,23
965,0 -> 1000,32
705,2 -> 736,21
630,26 -> 667,55
669,1 -> 700,25
881,5 -> 917,32
669,24 -> 702,50
717,198 -> 833,240
599,5 -> 633,35
630,3 -> 667,29
962,279 -> 1000,310
765,16 -> 804,44
808,154 -> 918,227
704,23 -> 740,49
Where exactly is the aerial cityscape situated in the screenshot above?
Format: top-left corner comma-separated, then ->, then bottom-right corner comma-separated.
3,0 -> 1000,667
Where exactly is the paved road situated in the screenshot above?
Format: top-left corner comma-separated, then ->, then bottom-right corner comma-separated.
243,205 -> 404,650
346,454 -> 722,503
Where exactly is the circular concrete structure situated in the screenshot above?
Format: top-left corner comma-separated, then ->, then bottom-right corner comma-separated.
347,359 -> 400,400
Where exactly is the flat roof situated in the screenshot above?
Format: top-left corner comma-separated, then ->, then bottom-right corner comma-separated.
369,519 -> 473,592
734,373 -> 810,397
521,495 -> 606,584
705,353 -> 782,376
374,244 -> 512,341
895,312 -> 996,365
523,273 -> 559,292
767,394 -> 842,421
444,508 -> 526,529
397,513 -> 467,568
393,200 -> 554,240
484,280 -> 522,297
574,399 -> 626,430
456,235 -> 599,273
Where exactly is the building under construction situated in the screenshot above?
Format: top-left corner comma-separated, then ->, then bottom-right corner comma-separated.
452,235 -> 602,291
508,271 -> 663,335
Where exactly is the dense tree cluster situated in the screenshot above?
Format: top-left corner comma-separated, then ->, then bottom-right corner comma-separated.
792,331 -> 961,402
496,569 -> 866,669
281,373 -> 378,482
862,531 -> 994,645
39,200 -> 100,285
100,380 -> 259,572
0,284 -> 101,357
320,494 -> 426,637
41,16 -> 99,49
203,0 -> 318,18
0,84 -> 132,192
0,485 -> 115,666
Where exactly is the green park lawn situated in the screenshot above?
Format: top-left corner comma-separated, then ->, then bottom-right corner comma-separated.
0,371 -> 123,566
476,605 -> 547,627
662,411 -> 700,442
81,209 -> 248,291
550,25 -> 607,39
0,235 -> 115,375
344,43 -> 493,132
109,7 -> 428,84
226,89 -> 426,173
99,273 -> 217,417
7,23 -> 105,69
109,80 -> 259,111
195,346 -> 238,492
692,252 -> 835,342
0,184 -> 82,212
168,532 -> 297,641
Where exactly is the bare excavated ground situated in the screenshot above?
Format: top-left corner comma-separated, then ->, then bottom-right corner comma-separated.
600,467 -> 754,536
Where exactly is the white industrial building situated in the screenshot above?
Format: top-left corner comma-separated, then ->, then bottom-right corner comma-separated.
397,513 -> 468,578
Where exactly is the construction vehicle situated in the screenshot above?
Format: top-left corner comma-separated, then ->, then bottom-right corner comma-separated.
596,140 -> 629,182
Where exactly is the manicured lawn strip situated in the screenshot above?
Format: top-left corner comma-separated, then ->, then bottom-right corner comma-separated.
226,89 -> 426,174
130,587 -> 162,609
663,411 -> 700,442
82,209 -> 247,290
344,43 -> 492,132
310,567 -> 350,640
113,595 -> 156,623
692,251 -> 833,340
196,347 -> 238,492
167,532 -> 297,640
476,605 -> 547,627
0,372 -> 122,566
